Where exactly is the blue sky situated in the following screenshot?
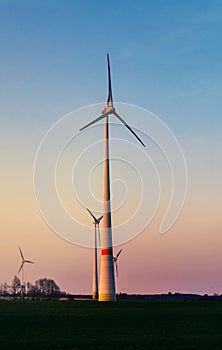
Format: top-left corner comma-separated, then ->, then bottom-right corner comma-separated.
1,1 -> 222,293
1,0 -> 222,133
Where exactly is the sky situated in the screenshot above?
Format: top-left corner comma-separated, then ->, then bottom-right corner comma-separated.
1,0 -> 222,295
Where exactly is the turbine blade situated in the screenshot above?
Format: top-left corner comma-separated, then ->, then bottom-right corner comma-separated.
115,261 -> 118,277
25,260 -> 34,264
113,112 -> 146,147
107,53 -> 113,107
79,110 -> 111,132
116,248 -> 123,259
19,246 -> 24,259
86,208 -> 97,222
98,215 -> 103,223
18,262 -> 24,274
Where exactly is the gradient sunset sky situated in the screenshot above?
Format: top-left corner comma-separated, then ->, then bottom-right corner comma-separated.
1,0 -> 222,295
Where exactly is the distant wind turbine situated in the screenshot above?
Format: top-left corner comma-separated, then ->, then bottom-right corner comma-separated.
18,247 -> 34,297
113,249 -> 123,278
80,54 -> 145,301
86,208 -> 103,300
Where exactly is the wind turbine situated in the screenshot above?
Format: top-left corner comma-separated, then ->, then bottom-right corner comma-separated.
80,54 -> 145,301
113,249 -> 123,278
86,208 -> 103,300
18,247 -> 34,298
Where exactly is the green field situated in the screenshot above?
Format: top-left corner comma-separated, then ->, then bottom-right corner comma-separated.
1,300 -> 222,349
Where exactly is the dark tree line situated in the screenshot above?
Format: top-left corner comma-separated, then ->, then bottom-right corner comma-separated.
0,276 -> 62,299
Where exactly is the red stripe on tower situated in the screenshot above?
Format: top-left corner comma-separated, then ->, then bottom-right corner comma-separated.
101,248 -> 113,256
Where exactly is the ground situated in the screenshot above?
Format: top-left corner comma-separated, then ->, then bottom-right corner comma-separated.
0,300 -> 222,349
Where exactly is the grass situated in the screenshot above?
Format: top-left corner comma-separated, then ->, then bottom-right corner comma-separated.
0,300 -> 222,349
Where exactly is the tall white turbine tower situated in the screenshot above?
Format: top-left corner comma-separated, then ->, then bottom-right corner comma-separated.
80,54 -> 145,301
18,247 -> 34,297
86,208 -> 103,300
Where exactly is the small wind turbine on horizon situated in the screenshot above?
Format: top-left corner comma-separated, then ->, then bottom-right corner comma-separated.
80,53 -> 145,301
113,249 -> 123,278
86,208 -> 103,300
18,247 -> 34,298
